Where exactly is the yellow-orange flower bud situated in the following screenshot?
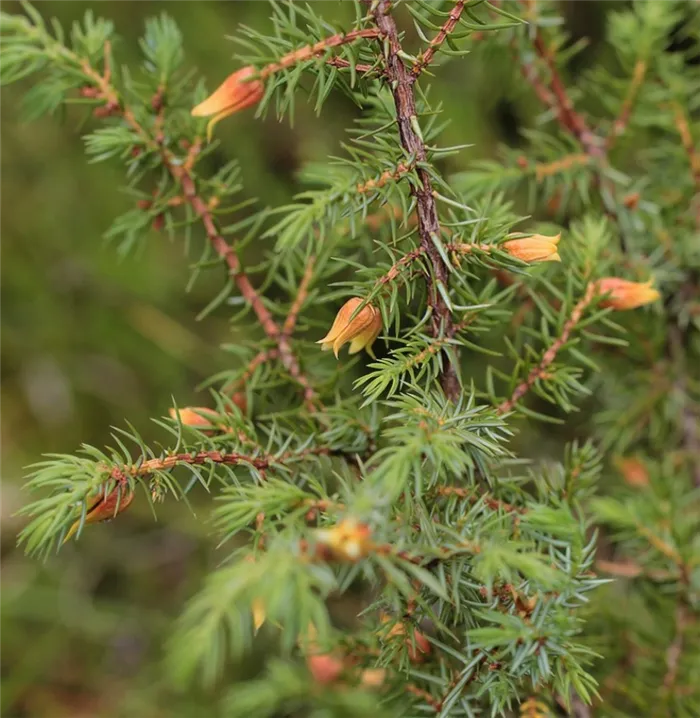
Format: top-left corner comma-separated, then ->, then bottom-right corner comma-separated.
307,653 -> 344,684
169,407 -> 218,430
191,66 -> 264,140
614,456 -> 650,488
317,298 -> 382,358
595,277 -> 660,310
315,518 -> 373,561
360,668 -> 387,687
503,233 -> 561,263
252,598 -> 266,633
64,483 -> 134,543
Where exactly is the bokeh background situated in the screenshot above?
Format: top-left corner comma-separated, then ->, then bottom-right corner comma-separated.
2,2 -> 618,716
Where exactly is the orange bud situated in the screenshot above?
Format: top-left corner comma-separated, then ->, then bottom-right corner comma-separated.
307,653 -> 344,684
360,668 -> 386,687
314,518 -> 372,561
595,277 -> 660,310
252,598 -> 266,633
191,66 -> 264,140
384,617 -> 432,663
614,457 -> 650,488
64,483 -> 134,543
231,392 -> 248,414
169,407 -> 218,429
503,233 -> 561,263
317,298 -> 382,358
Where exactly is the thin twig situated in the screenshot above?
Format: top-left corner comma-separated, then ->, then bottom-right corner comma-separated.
497,282 -> 597,414
663,603 -> 688,692
356,162 -> 411,193
412,0 -> 467,77
177,174 -> 320,413
607,58 -> 647,150
671,101 -> 700,192
436,486 -> 527,514
325,56 -> 377,75
283,255 -> 316,336
518,0 -> 604,159
258,28 -> 381,79
110,445 -> 331,481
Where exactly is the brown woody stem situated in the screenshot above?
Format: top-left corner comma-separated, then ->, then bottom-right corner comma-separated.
368,0 -> 461,401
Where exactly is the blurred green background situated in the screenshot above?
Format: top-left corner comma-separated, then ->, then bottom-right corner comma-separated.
0,2 -> 612,716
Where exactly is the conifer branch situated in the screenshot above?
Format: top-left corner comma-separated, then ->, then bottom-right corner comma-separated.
497,282 -> 597,415
283,255 -> 316,336
663,603 -> 688,693
69,47 -> 322,413
517,0 -> 604,160
178,173 -> 321,413
257,28 -> 381,79
325,56 -> 377,75
436,486 -> 527,514
432,654 -> 489,712
607,59 -> 648,150
376,247 -> 425,287
411,0 -> 467,77
356,162 -> 411,194
529,153 -> 591,181
110,446 -> 331,480
368,0 -> 460,401
671,101 -> 700,192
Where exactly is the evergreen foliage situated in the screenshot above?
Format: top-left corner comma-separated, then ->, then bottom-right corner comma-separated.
2,0 -> 699,715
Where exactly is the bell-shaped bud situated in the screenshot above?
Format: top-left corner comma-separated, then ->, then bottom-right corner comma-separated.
317,298 -> 382,358
169,407 -> 219,430
191,67 -> 264,140
503,233 -> 561,263
595,277 -> 660,310
314,518 -> 373,561
307,654 -> 344,685
360,668 -> 387,687
614,457 -> 650,488
64,483 -> 134,543
252,598 -> 266,633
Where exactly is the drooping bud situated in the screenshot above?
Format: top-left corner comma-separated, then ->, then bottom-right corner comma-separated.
317,298 -> 382,358
64,483 -> 134,543
307,653 -> 345,684
614,456 -> 650,488
169,407 -> 218,430
191,66 -> 264,141
595,277 -> 660,310
314,518 -> 373,561
360,668 -> 387,687
503,233 -> 561,263
252,598 -> 266,633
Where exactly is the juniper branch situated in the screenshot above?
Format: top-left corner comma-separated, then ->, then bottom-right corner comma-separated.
497,282 -> 597,415
367,0 -> 460,401
110,446 -> 331,481
411,0 -> 467,77
71,45 -> 322,413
